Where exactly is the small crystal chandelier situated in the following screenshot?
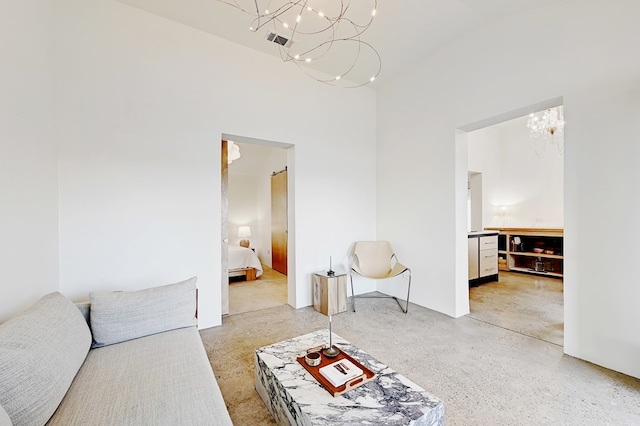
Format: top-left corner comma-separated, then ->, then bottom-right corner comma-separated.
218,0 -> 381,88
527,106 -> 565,156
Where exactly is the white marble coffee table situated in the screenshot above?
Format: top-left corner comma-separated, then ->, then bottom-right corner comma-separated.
254,330 -> 445,425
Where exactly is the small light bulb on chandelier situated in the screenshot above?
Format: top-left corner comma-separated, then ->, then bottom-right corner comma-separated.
370,76 -> 376,82
296,15 -> 301,23
305,58 -> 311,63
318,11 -> 324,17
372,9 -> 377,16
283,22 -> 289,28
336,76 -> 341,80
307,6 -> 312,11
294,54 -> 300,60
265,9 -> 269,14
249,26 -> 254,31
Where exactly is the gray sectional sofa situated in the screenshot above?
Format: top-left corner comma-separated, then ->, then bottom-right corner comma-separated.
0,277 -> 233,426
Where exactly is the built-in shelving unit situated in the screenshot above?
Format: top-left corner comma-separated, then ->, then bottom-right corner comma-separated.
485,227 -> 564,278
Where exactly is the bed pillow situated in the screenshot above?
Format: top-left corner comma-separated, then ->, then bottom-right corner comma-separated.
90,277 -> 198,347
0,292 -> 91,426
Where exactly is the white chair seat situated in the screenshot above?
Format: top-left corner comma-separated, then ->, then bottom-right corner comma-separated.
349,241 -> 411,313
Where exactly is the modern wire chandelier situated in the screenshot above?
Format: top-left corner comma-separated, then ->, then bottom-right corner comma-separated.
217,0 -> 381,88
527,105 -> 565,156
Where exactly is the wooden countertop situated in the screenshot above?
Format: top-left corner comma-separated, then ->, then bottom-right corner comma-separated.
484,227 -> 563,236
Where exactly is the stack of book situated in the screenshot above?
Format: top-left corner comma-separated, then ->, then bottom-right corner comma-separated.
319,359 -> 363,387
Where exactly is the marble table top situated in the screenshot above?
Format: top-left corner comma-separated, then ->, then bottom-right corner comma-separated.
254,329 -> 444,425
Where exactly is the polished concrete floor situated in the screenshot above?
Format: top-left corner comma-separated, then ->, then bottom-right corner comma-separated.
200,288 -> 640,425
469,272 -> 564,346
228,265 -> 287,315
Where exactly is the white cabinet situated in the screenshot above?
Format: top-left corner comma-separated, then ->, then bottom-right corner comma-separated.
468,238 -> 479,280
479,236 -> 498,278
468,232 -> 499,286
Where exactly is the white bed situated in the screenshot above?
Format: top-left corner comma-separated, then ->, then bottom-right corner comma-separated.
228,245 -> 263,280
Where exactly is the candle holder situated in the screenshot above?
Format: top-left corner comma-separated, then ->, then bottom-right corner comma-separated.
323,314 -> 340,358
327,256 -> 335,276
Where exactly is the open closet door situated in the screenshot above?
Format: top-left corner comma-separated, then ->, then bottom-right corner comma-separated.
271,168 -> 288,275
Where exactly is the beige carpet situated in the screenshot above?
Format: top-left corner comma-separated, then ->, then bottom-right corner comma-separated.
469,271 -> 564,346
228,265 -> 287,315
200,294 -> 640,426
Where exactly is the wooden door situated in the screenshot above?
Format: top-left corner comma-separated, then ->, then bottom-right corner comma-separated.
271,169 -> 288,275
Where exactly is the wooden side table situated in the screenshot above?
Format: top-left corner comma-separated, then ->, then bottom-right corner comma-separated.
312,272 -> 347,315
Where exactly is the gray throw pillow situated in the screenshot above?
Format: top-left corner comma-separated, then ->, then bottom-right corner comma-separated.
75,302 -> 91,326
90,277 -> 198,347
0,292 -> 92,426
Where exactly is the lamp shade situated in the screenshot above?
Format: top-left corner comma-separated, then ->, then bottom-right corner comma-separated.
238,226 -> 252,238
228,141 -> 241,164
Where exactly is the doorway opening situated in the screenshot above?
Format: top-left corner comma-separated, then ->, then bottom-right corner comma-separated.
460,99 -> 565,346
220,134 -> 294,316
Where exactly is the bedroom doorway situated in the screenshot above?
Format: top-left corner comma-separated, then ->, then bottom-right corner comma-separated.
220,135 -> 294,316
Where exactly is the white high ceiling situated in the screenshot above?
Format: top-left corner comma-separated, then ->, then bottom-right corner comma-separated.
117,0 -> 563,87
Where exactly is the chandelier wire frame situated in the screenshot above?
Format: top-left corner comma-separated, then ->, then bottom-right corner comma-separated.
527,105 -> 565,156
217,0 -> 381,88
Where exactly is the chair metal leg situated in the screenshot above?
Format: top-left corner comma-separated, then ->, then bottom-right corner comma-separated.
350,269 -> 411,314
390,270 -> 411,314
349,271 -> 357,312
404,271 -> 411,314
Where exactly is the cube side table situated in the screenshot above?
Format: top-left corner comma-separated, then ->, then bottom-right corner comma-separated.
312,272 -> 347,315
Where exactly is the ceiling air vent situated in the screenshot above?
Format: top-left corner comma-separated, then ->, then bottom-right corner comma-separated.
266,32 -> 291,47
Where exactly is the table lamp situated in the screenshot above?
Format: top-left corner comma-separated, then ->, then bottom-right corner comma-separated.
238,226 -> 252,248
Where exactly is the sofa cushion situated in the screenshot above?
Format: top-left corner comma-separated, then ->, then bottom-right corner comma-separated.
0,404 -> 12,426
0,292 -> 91,426
75,301 -> 91,326
89,277 -> 197,347
47,327 -> 233,425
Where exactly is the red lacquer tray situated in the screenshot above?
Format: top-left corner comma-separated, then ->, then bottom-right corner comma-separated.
296,345 -> 376,397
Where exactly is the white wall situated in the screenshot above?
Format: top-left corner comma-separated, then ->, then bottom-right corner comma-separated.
468,125 -> 501,229
228,174 -> 259,246
0,0 -> 59,322
377,0 -> 640,378
565,88 -> 640,379
55,0 -> 377,328
468,115 -> 564,229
